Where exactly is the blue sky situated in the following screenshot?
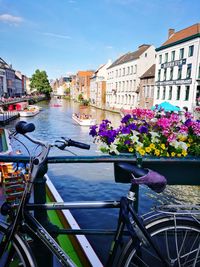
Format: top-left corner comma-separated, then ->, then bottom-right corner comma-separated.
0,0 -> 199,80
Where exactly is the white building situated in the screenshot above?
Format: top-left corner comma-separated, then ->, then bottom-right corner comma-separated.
90,60 -> 112,108
0,57 -> 9,97
154,23 -> 200,112
106,44 -> 156,110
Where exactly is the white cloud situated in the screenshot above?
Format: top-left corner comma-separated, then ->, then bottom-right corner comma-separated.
0,14 -> 23,25
43,32 -> 72,39
106,45 -> 113,49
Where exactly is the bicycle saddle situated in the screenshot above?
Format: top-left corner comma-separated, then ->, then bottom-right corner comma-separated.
117,163 -> 167,193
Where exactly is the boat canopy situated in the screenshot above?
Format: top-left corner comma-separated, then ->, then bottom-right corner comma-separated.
15,102 -> 28,111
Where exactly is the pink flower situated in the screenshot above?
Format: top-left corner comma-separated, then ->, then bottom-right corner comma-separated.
157,118 -> 171,129
167,133 -> 176,142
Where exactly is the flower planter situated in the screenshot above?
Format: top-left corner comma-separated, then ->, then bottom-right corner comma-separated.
114,156 -> 200,185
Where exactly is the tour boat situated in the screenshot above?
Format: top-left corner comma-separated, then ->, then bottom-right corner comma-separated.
19,105 -> 40,117
45,176 -> 103,267
72,113 -> 96,126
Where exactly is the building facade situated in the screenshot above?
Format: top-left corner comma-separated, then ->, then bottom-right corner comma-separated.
90,60 -> 111,109
0,57 -> 10,97
106,44 -> 156,110
154,23 -> 200,112
74,71 -> 94,101
138,64 -> 155,109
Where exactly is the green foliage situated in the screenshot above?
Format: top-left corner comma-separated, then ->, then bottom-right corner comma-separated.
30,69 -> 52,96
78,94 -> 83,102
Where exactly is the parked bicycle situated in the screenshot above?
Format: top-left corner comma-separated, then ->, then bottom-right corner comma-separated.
0,121 -> 199,266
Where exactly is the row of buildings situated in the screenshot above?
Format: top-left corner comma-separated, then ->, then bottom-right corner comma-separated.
0,57 -> 32,98
52,23 -> 200,113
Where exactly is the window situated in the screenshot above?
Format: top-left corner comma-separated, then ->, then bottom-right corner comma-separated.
119,69 -> 121,77
162,87 -> 166,100
116,70 -> 118,77
145,53 -> 147,57
131,66 -> 133,74
171,51 -> 175,61
143,86 -> 145,97
179,48 -> 184,59
159,55 -> 162,64
177,66 -> 182,80
126,81 -> 129,91
188,45 -> 194,57
169,86 -> 172,100
146,86 -> 150,97
157,87 -> 160,99
163,69 -> 167,81
134,65 -> 137,74
186,64 -> 192,79
170,67 -> 173,80
127,67 -> 130,75
185,86 -> 190,101
151,86 -> 154,98
158,69 -> 161,81
165,53 -> 168,63
130,80 -> 132,91
177,86 -> 181,100
123,68 -> 125,76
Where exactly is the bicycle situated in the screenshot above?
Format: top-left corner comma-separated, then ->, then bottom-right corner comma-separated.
0,120 -> 199,267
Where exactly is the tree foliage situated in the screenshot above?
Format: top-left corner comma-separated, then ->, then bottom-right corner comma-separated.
30,69 -> 52,96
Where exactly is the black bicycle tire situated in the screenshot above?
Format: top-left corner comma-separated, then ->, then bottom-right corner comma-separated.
0,222 -> 37,267
117,216 -> 200,267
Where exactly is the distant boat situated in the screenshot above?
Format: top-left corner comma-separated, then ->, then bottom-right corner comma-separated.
8,102 -> 40,117
51,103 -> 62,107
72,113 -> 96,126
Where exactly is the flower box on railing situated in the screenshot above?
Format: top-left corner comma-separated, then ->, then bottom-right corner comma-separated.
114,156 -> 200,185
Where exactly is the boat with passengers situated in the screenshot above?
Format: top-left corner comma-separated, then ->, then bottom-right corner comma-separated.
72,113 -> 96,126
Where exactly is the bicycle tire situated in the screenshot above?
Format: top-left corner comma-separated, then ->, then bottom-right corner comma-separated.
117,216 -> 200,267
0,222 -> 37,267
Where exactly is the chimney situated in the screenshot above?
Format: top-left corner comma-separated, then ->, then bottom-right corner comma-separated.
168,28 -> 175,39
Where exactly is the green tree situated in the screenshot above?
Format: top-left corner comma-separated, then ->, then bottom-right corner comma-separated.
30,69 -> 52,97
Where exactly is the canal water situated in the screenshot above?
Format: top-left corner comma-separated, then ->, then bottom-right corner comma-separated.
5,99 -> 200,265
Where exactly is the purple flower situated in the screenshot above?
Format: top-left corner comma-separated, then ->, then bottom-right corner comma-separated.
184,119 -> 192,127
124,140 -> 131,145
121,114 -> 131,124
138,125 -> 148,134
89,125 -> 98,137
121,126 -> 131,134
129,123 -> 137,130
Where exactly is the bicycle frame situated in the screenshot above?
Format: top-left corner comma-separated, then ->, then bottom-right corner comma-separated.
0,125 -> 171,267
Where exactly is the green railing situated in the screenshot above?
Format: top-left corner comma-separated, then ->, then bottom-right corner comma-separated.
1,154 -> 200,185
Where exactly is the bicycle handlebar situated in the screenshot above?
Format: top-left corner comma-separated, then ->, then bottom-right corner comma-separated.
15,121 -> 90,150
61,137 -> 90,150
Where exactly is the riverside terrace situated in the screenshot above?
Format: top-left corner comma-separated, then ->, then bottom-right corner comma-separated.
0,95 -> 46,107
0,95 -> 46,125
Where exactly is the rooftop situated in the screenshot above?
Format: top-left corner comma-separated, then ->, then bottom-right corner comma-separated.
157,23 -> 200,51
140,64 -> 155,79
108,44 -> 151,69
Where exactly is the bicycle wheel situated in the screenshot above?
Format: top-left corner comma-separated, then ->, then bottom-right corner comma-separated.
117,216 -> 200,267
0,222 -> 36,267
